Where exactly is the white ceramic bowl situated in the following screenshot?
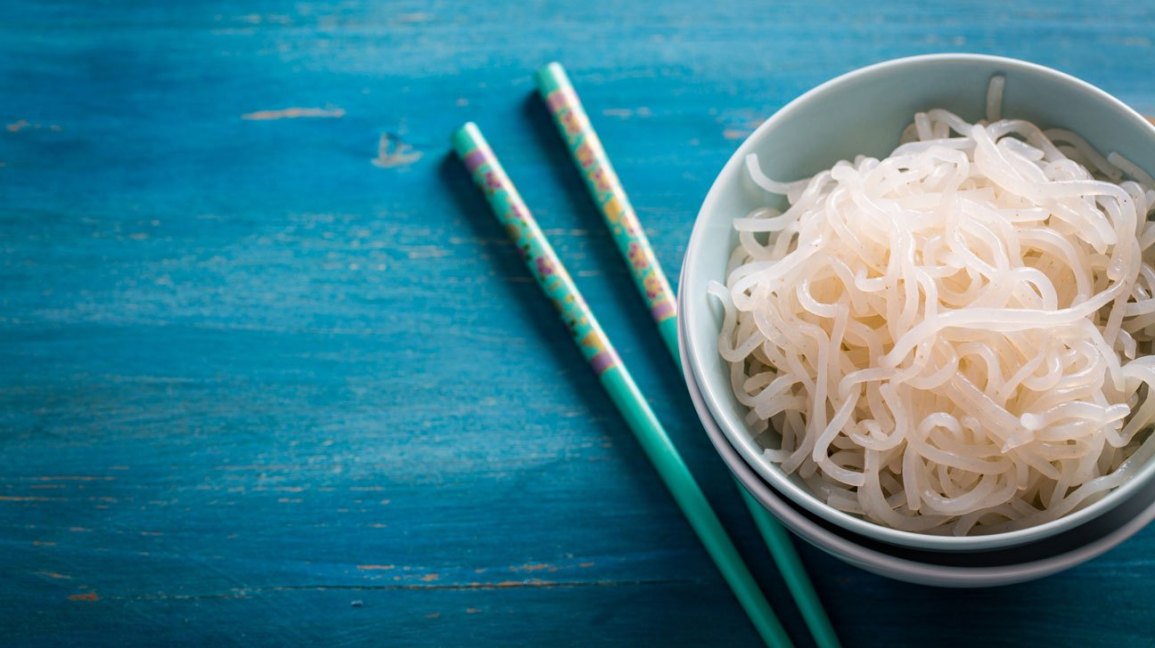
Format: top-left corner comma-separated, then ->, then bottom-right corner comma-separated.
680,54 -> 1155,552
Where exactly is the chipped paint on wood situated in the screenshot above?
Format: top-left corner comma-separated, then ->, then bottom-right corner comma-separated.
242,107 -> 345,120
0,496 -> 56,502
511,563 -> 555,573
5,119 -> 62,132
601,107 -> 652,119
371,133 -> 422,168
36,572 -> 71,580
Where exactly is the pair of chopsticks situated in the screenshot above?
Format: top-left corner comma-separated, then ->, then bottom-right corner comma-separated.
452,62 -> 839,648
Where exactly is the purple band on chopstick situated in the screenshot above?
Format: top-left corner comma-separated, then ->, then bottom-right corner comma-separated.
651,300 -> 677,322
462,149 -> 487,173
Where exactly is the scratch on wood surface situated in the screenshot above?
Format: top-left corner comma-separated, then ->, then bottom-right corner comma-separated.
395,12 -> 431,23
495,580 -> 550,588
216,464 -> 298,471
357,564 -> 395,571
52,580 -> 682,606
6,120 -> 62,133
405,246 -> 448,259
422,573 -> 439,582
0,496 -> 56,502
242,107 -> 345,120
511,563 -> 556,573
271,579 -> 681,591
372,133 -> 422,168
541,227 -> 589,236
237,13 -> 292,25
33,475 -> 114,482
32,577 -> 687,604
721,109 -> 767,141
36,572 -> 71,580
602,107 -> 652,119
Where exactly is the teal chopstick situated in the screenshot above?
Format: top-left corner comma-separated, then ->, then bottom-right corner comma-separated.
452,122 -> 792,648
532,63 -> 679,357
534,62 -> 842,648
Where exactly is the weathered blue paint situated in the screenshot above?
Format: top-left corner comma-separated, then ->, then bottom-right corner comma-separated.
1,1 -> 1154,646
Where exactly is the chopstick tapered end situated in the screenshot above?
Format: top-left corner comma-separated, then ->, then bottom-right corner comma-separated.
535,61 -> 571,96
451,122 -> 484,157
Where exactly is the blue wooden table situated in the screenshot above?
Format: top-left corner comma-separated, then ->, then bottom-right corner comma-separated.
3,1 -> 1155,645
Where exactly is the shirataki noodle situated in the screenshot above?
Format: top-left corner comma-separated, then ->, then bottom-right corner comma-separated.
713,77 -> 1155,535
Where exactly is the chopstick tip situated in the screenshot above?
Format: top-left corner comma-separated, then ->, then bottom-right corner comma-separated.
450,122 -> 484,155
535,62 -> 570,92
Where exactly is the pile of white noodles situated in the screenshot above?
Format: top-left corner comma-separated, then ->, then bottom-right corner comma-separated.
713,77 -> 1155,535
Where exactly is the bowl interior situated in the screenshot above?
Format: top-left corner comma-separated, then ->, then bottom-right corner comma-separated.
681,53 -> 1155,551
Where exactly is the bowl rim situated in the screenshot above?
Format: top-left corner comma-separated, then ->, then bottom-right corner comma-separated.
680,286 -> 1155,586
681,52 -> 1155,551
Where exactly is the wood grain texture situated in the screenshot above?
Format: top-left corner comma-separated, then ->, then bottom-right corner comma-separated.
2,1 -> 1155,645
